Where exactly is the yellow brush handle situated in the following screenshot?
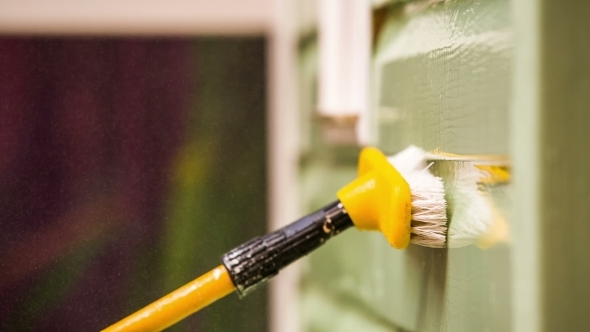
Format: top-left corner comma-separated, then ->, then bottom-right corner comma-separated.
102,265 -> 235,332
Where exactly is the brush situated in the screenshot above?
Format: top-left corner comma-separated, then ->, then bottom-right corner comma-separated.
423,151 -> 511,248
102,146 -> 448,332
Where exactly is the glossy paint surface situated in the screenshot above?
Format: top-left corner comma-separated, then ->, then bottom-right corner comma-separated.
103,265 -> 234,332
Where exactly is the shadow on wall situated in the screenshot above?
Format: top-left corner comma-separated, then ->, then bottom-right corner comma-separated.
406,245 -> 447,331
0,37 -> 268,332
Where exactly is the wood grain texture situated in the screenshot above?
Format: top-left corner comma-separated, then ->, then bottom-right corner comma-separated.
301,0 -> 590,330
375,1 -> 513,330
300,0 -> 516,331
376,0 -> 511,155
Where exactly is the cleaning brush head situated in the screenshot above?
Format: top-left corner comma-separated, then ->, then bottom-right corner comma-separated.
337,145 -> 447,249
337,145 -> 507,249
390,146 -> 511,249
388,146 -> 448,248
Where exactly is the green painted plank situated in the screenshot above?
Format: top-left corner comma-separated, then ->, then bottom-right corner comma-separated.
375,0 -> 512,155
537,1 -> 590,330
300,0 -> 514,331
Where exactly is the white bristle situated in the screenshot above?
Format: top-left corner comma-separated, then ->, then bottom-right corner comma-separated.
388,146 -> 448,248
444,163 -> 496,248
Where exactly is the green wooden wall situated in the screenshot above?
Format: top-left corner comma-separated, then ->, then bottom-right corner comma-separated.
299,1 -> 513,331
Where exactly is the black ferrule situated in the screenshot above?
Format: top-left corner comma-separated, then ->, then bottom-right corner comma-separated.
222,200 -> 353,297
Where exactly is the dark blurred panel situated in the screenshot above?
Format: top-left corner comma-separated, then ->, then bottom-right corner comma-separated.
0,36 -> 267,332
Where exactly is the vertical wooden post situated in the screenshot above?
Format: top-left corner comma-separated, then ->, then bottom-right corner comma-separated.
511,0 -> 590,330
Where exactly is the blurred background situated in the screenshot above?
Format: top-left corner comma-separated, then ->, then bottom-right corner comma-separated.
1,1 -> 589,332
0,36 -> 268,331
0,1 -> 275,331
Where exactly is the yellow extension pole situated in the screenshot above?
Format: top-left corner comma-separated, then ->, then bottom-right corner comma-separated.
102,265 -> 235,332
